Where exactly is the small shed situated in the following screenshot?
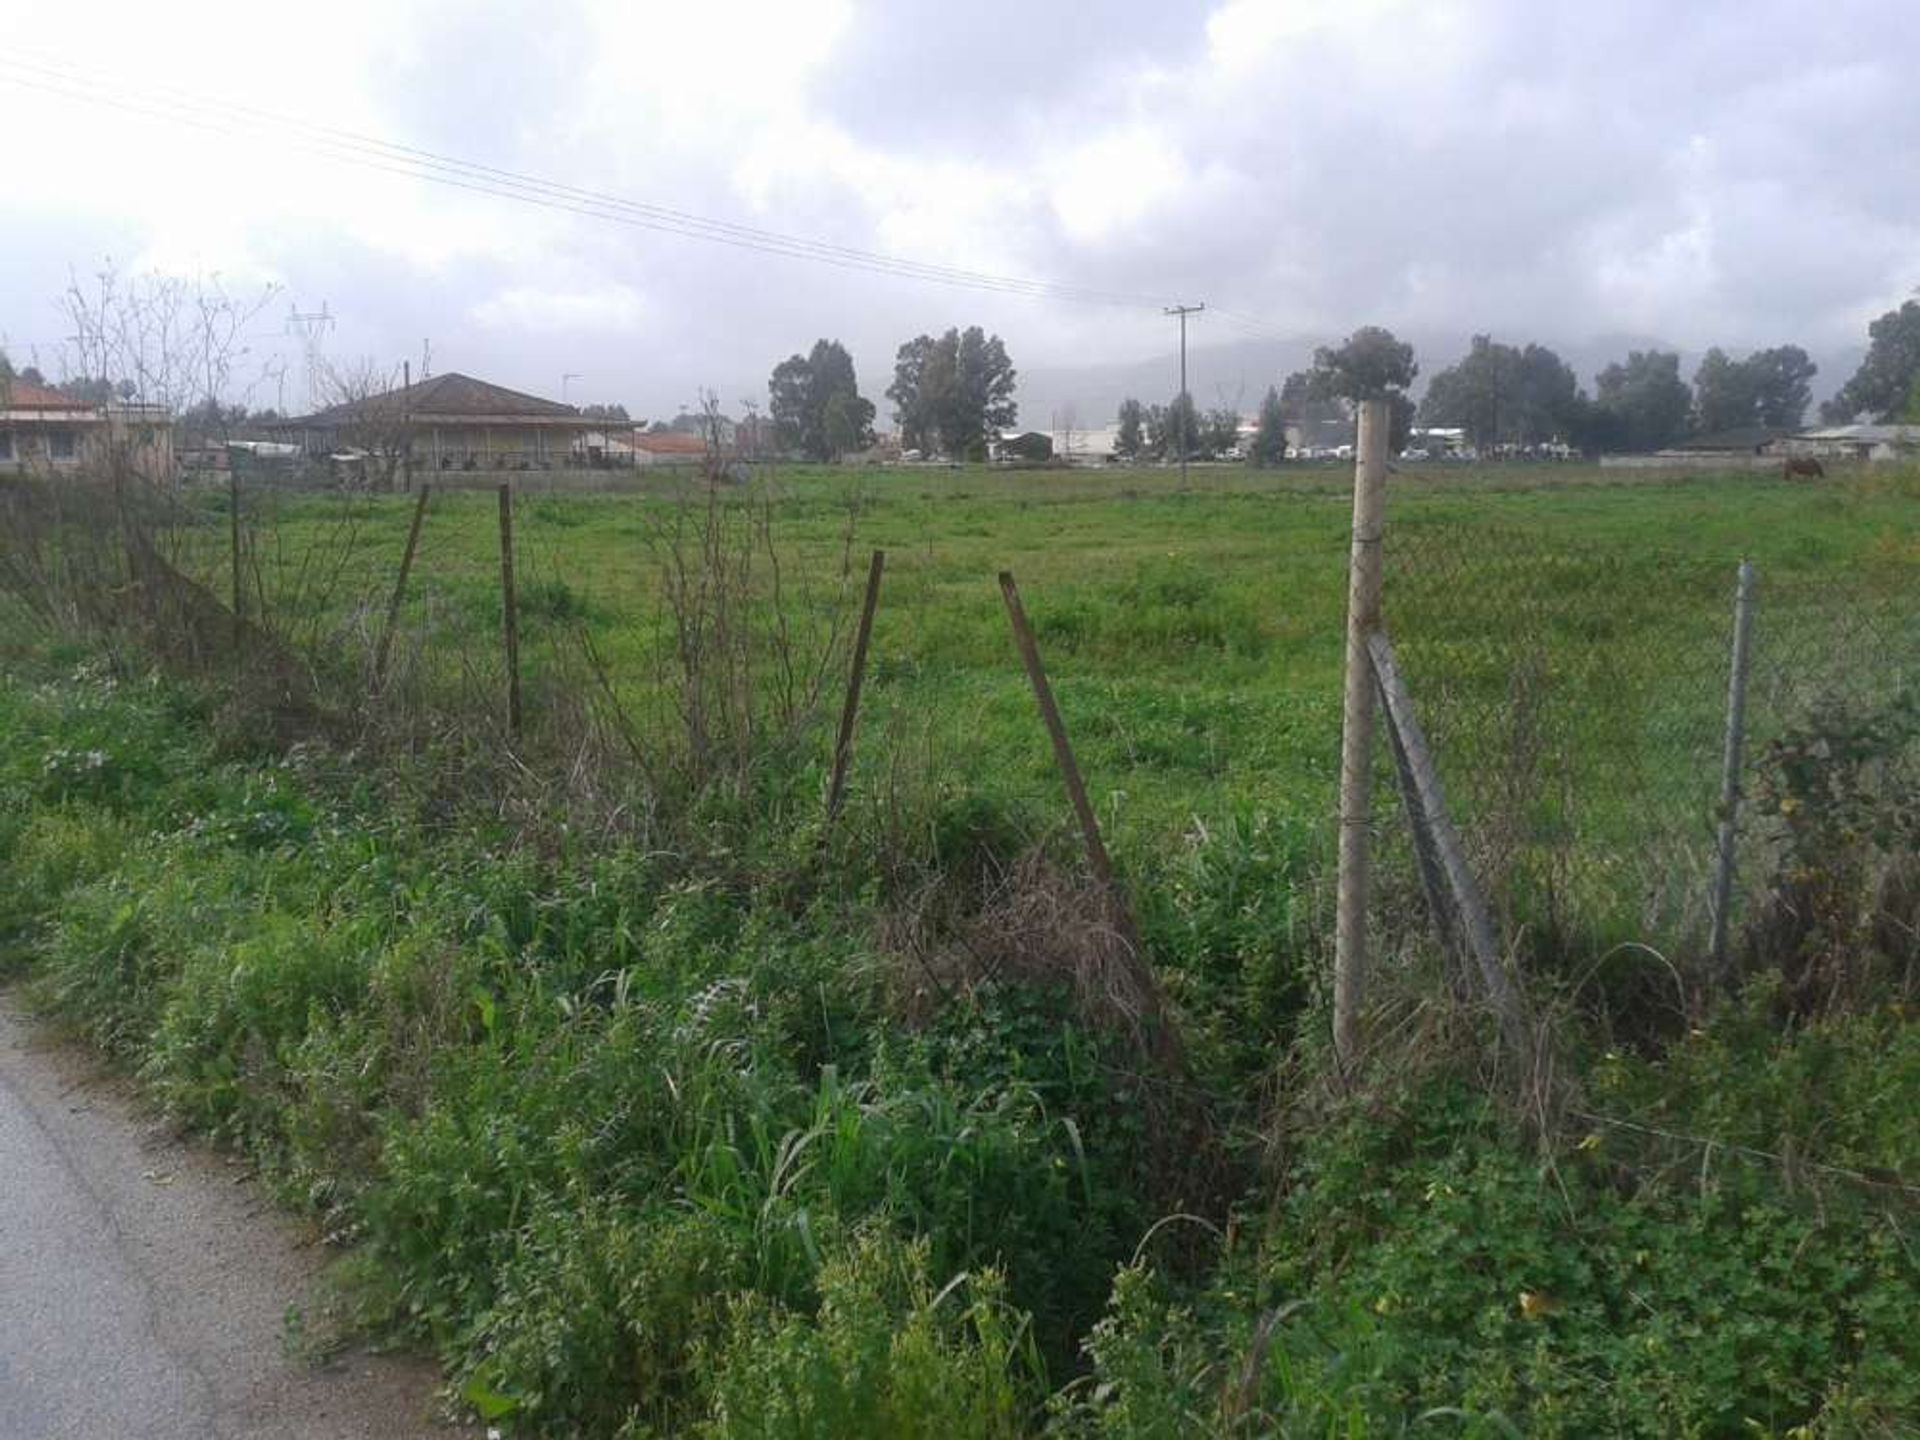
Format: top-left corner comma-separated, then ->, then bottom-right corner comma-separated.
994,430 -> 1054,463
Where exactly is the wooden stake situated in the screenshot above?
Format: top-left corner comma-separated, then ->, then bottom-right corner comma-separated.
374,483 -> 431,685
1369,630 -> 1530,1057
825,549 -> 885,823
498,483 -> 522,737
229,451 -> 243,656
1333,397 -> 1389,1070
999,570 -> 1116,894
1709,559 -> 1756,980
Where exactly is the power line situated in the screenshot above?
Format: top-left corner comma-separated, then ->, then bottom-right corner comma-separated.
0,52 -> 1180,313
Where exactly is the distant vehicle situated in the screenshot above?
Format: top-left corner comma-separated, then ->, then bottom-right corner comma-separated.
1401,447 -> 1431,461
901,448 -> 924,462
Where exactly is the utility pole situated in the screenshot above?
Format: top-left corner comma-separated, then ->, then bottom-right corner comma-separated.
1164,303 -> 1204,489
562,372 -> 582,404
285,302 -> 334,412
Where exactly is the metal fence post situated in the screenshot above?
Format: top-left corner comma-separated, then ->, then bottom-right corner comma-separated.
498,483 -> 522,738
375,483 -> 431,686
1709,558 -> 1757,979
1334,397 -> 1389,1071
1000,570 -> 1115,888
825,549 -> 885,824
229,450 -> 244,656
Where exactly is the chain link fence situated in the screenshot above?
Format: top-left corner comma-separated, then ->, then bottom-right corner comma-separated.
1379,521 -> 1920,972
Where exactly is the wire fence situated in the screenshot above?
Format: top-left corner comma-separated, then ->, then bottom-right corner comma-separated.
3,462 -> 1915,1003
1380,521 -> 1920,970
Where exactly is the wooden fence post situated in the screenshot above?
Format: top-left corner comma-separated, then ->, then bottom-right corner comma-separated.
999,570 -> 1122,905
375,484 -> 431,686
825,549 -> 885,823
1333,397 -> 1389,1071
1709,559 -> 1756,980
498,483 -> 522,737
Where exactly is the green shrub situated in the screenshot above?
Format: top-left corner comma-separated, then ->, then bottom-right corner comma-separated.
699,1232 -> 1036,1440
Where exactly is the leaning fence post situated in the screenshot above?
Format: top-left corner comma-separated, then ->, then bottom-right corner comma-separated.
1369,630 -> 1531,1061
1334,397 -> 1390,1071
1383,690 -> 1457,958
375,483 -> 431,686
825,549 -> 885,824
1709,558 -> 1756,980
999,570 -> 1122,904
497,483 -> 522,737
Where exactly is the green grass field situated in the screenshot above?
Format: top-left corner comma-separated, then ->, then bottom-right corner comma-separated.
235,458 -> 1918,897
5,459 -> 1916,1436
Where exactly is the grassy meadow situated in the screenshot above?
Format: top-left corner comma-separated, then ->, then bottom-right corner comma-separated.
235,458 -> 1919,843
232,456 -> 1918,939
2,457 -> 1916,1436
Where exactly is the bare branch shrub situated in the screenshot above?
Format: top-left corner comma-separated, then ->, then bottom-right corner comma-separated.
313,358 -> 412,491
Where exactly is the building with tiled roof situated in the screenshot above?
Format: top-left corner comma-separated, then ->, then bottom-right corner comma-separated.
278,371 -> 595,473
1,375 -> 174,482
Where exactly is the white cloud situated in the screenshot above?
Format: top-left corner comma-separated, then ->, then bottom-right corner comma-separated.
2,0 -> 1918,414
470,282 -> 650,332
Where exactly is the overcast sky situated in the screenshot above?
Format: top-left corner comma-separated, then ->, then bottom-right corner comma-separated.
2,0 -> 1917,422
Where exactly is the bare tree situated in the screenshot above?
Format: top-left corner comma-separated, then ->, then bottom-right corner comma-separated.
60,265 -> 278,421
316,358 -> 411,490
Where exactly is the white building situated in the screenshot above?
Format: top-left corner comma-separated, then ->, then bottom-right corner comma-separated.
1784,424 -> 1920,463
1051,421 -> 1125,464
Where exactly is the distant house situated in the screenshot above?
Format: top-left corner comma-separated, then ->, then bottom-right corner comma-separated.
1597,425 -> 1796,471
0,378 -> 174,482
1054,423 -> 1123,465
276,372 -> 594,473
631,431 -> 710,466
1407,426 -> 1468,458
1784,423 -> 1920,463
1287,415 -> 1356,458
993,430 -> 1054,463
1669,426 -> 1789,455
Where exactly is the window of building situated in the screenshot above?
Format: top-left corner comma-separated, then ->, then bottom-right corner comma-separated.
49,429 -> 76,461
0,429 -> 13,461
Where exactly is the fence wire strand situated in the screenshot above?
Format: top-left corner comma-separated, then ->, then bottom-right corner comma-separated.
1379,522 -> 1919,966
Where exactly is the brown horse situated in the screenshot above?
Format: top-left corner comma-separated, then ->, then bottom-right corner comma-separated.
1782,456 -> 1825,480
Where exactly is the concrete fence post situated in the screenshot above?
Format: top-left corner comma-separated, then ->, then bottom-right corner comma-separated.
1709,558 -> 1756,981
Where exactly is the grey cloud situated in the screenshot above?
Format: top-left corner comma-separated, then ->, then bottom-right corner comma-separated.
809,1 -> 1205,151
7,0 -> 1919,427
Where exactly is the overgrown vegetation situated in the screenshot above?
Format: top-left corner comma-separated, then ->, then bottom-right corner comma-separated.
1,460 -> 1915,1436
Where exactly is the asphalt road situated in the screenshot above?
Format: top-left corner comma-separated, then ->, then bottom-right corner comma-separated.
0,990 -> 465,1439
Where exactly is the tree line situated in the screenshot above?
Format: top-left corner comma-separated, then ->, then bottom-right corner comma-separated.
1108,298 -> 1920,466
14,292 -> 1919,466
761,326 -> 1019,463
1115,326 -> 1421,465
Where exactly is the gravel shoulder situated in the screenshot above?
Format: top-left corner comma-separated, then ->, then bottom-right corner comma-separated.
0,987 -> 469,1440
